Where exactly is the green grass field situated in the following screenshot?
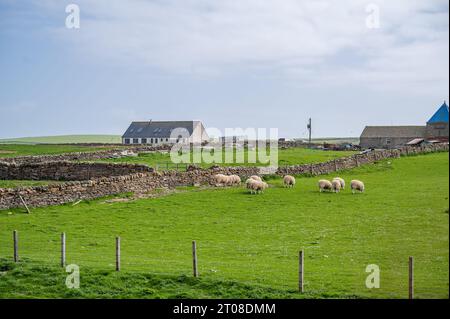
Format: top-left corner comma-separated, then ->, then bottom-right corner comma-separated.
0,144 -> 123,158
98,148 -> 357,168
0,135 -> 121,144
0,152 -> 448,298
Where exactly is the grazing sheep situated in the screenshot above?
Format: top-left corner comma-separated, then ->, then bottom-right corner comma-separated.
254,181 -> 269,194
246,179 -> 257,194
214,174 -> 227,184
214,174 -> 234,186
351,180 -> 365,194
246,179 -> 268,194
331,179 -> 341,193
283,175 -> 296,188
318,179 -> 333,192
332,177 -> 345,190
230,174 -> 241,185
249,175 -> 262,182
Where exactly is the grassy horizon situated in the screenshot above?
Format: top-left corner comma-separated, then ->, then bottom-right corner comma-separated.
0,135 -> 122,145
0,135 -> 359,145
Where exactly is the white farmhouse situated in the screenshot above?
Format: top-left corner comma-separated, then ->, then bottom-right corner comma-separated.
121,120 -> 209,145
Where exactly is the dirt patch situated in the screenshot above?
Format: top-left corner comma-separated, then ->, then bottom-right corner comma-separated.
101,185 -> 215,204
0,150 -> 16,154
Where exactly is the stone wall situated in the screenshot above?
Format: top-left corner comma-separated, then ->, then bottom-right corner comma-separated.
0,143 -> 447,210
276,143 -> 448,175
0,166 -> 259,209
0,161 -> 154,181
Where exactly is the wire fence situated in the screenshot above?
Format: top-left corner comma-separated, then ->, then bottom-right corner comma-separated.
0,230 -> 447,299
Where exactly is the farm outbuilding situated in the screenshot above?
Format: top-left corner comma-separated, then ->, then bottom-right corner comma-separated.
426,102 -> 449,142
360,126 -> 427,149
122,120 -> 209,145
360,101 -> 449,149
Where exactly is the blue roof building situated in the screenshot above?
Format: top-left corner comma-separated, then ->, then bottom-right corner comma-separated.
360,101 -> 449,149
426,101 -> 449,142
427,101 -> 449,124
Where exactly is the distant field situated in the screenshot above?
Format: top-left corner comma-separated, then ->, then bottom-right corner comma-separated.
0,135 -> 121,145
0,153 -> 448,298
98,147 -> 357,168
311,137 -> 360,144
0,144 -> 122,158
0,135 -> 359,145
0,143 -> 357,167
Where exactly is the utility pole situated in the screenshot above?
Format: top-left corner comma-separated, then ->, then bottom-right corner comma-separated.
307,118 -> 312,148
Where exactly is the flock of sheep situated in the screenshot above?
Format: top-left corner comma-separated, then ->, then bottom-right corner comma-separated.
318,178 -> 365,194
213,173 -> 365,194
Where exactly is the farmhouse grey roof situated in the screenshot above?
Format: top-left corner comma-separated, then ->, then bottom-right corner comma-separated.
360,126 -> 426,138
122,121 -> 197,138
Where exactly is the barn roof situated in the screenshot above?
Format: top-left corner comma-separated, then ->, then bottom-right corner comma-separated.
427,102 -> 449,124
360,126 -> 426,138
122,121 -> 199,138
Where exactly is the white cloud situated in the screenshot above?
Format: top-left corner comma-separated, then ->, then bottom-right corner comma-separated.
32,0 -> 450,95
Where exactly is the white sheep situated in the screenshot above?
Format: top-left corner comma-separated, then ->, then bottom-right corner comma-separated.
214,174 -> 233,186
214,174 -> 227,185
351,180 -> 365,194
249,175 -> 262,182
246,179 -> 257,194
332,177 -> 345,190
254,181 -> 269,194
230,174 -> 241,185
331,179 -> 341,193
246,179 -> 268,194
318,179 -> 333,192
283,175 -> 296,188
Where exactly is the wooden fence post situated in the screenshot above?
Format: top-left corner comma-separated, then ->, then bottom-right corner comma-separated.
61,232 -> 66,267
299,250 -> 304,293
192,240 -> 198,277
116,237 -> 121,271
18,195 -> 31,214
409,256 -> 414,299
13,230 -> 18,262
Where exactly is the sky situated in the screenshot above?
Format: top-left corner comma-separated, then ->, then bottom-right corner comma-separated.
0,0 -> 448,139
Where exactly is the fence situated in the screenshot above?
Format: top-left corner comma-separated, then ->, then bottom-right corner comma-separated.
1,229 -> 443,299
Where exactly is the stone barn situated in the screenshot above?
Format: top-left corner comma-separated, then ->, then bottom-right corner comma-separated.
426,102 -> 449,142
360,101 -> 449,149
360,126 -> 426,149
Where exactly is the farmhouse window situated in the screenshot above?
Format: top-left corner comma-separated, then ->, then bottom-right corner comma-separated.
141,138 -> 147,144
133,138 -> 139,144
166,138 -> 169,142
124,138 -> 130,144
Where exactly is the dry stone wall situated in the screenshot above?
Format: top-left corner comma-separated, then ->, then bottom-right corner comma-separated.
0,143 -> 447,210
0,166 -> 259,209
276,143 -> 448,175
0,162 -> 154,181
